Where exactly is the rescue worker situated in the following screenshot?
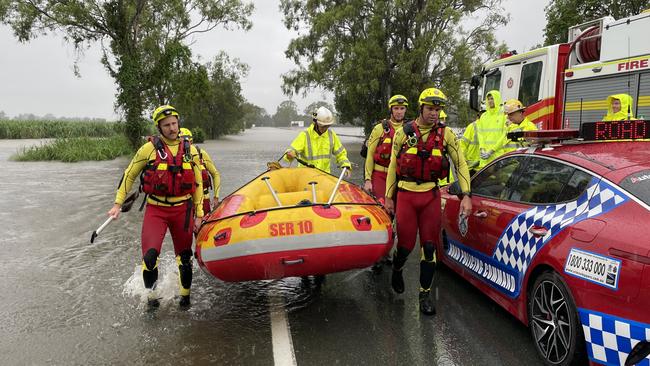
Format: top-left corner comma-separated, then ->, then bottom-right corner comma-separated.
363,95 -> 408,200
476,90 -> 506,168
384,88 -> 472,315
493,99 -> 538,154
285,106 -> 352,176
602,93 -> 636,121
107,105 -> 204,308
459,104 -> 485,175
179,128 -> 221,214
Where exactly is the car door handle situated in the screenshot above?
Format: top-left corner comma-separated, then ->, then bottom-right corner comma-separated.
473,211 -> 488,218
529,226 -> 548,237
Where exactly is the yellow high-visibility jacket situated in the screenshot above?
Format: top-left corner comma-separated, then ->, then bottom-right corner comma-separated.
494,117 -> 538,154
603,93 -> 636,121
115,136 -> 204,218
460,119 -> 480,169
385,119 -> 471,198
477,90 -> 507,168
285,123 -> 351,173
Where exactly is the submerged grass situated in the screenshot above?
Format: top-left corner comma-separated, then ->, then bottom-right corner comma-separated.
0,120 -> 121,139
12,135 -> 133,162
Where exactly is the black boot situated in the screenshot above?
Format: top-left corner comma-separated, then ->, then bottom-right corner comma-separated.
419,291 -> 436,315
391,269 -> 405,293
179,295 -> 190,308
391,246 -> 410,294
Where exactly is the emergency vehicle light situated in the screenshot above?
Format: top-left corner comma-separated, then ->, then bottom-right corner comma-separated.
508,129 -> 580,143
580,120 -> 650,141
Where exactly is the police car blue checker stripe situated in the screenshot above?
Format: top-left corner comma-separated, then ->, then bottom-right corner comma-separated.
579,308 -> 650,366
494,177 -> 628,275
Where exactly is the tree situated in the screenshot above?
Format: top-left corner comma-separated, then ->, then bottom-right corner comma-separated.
544,0 -> 649,45
241,102 -> 270,128
1,0 -> 253,148
303,101 -> 334,116
172,52 -> 249,139
273,100 -> 301,127
280,0 -> 508,132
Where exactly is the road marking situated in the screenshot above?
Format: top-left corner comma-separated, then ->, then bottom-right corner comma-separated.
270,294 -> 297,366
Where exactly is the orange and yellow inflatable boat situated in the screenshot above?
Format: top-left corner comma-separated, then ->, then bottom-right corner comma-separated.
195,166 -> 393,282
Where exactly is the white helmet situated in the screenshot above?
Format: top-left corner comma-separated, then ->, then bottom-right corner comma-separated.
312,106 -> 335,126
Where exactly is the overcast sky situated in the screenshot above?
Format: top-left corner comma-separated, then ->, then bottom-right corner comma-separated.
0,0 -> 550,120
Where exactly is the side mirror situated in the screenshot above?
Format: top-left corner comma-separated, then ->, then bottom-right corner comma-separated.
447,181 -> 462,196
469,88 -> 479,112
470,75 -> 481,88
626,341 -> 650,366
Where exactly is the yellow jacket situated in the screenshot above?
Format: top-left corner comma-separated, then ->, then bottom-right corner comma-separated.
494,117 -> 538,154
603,93 -> 636,121
196,147 -> 221,199
364,119 -> 404,179
460,119 -> 480,169
115,136 -> 204,217
477,90 -> 507,168
386,119 -> 471,198
285,123 -> 351,173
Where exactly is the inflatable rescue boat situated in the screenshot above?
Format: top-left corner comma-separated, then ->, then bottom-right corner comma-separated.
195,166 -> 393,282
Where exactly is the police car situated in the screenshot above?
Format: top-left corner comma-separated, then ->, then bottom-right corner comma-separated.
441,123 -> 650,366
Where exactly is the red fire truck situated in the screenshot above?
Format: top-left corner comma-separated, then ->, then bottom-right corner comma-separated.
469,10 -> 650,129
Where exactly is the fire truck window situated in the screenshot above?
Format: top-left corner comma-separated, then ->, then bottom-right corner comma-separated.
557,169 -> 593,202
619,169 -> 650,206
518,61 -> 543,107
484,69 -> 501,97
472,156 -> 526,200
508,157 -> 574,204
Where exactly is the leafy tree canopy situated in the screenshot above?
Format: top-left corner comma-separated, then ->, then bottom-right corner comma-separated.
544,0 -> 649,45
280,0 -> 508,130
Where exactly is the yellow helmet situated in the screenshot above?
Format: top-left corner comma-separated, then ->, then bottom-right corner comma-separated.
503,99 -> 525,114
418,88 -> 447,107
152,105 -> 179,125
388,95 -> 409,108
179,127 -> 193,141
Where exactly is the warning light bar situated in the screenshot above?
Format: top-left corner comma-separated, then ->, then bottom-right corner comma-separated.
580,120 -> 650,141
507,129 -> 580,142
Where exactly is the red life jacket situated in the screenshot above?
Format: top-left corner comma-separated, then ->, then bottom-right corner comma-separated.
373,120 -> 396,168
396,121 -> 449,184
141,136 -> 196,197
197,147 -> 212,191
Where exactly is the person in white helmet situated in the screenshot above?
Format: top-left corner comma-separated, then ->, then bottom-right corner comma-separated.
285,106 -> 351,176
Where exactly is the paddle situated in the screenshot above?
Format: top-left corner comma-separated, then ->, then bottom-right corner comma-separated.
626,341 -> 650,366
90,190 -> 140,243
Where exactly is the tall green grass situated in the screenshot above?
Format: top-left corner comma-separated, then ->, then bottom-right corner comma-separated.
12,135 -> 133,162
0,120 -> 121,139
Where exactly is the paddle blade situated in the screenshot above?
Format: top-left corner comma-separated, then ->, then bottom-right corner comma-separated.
90,231 -> 98,244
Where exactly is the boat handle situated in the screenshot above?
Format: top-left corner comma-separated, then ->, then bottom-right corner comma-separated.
356,216 -> 371,225
282,258 -> 304,265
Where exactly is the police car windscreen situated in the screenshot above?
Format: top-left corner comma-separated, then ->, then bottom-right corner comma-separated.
619,169 -> 650,206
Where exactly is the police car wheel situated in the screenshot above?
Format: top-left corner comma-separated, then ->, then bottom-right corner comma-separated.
528,271 -> 586,366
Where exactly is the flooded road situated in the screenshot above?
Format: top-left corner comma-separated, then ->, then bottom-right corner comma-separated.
0,128 -> 542,365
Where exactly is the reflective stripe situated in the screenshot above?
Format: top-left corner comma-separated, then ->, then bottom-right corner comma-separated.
475,127 -> 504,133
461,137 -> 478,145
332,145 -> 344,155
304,154 -> 331,161
201,230 -> 389,261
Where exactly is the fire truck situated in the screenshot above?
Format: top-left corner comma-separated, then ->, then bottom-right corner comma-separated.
469,10 -> 650,129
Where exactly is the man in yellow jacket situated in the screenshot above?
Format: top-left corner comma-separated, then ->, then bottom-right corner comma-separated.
602,93 -> 636,121
107,105 -> 204,308
476,90 -> 507,168
363,95 -> 408,200
493,99 -> 538,154
179,128 -> 221,214
285,106 -> 351,176
385,87 -> 472,315
460,105 -> 485,175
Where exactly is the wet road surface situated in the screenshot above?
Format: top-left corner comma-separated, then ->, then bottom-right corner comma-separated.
0,128 -> 542,365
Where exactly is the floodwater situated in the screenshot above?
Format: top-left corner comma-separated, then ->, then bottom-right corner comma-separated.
0,127 -> 542,365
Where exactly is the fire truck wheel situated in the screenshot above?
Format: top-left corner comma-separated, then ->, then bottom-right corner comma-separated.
528,271 -> 586,366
